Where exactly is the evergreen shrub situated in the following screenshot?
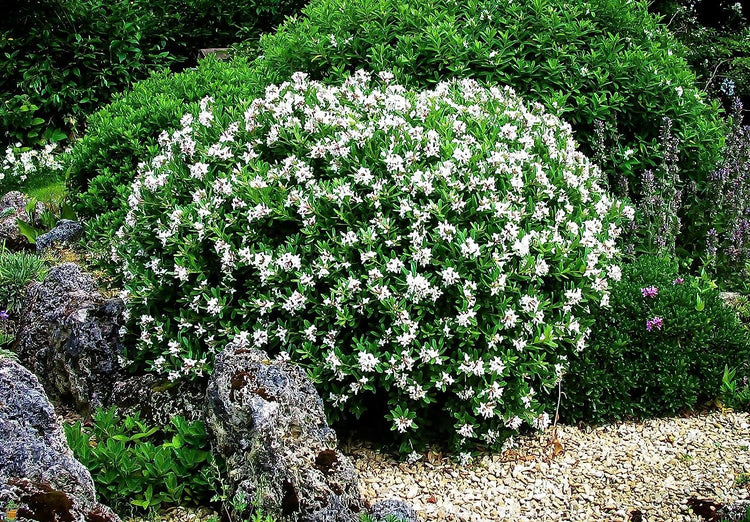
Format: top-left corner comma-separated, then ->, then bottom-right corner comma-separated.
70,0 -> 725,263
558,255 -> 750,424
111,73 -> 629,453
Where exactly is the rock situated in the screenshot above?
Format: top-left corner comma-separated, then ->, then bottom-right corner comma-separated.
0,191 -> 43,251
197,48 -> 230,61
205,345 -> 365,521
370,499 -> 419,522
109,373 -> 207,426
35,220 -> 84,253
0,357 -> 119,521
719,500 -> 750,522
13,263 -> 125,413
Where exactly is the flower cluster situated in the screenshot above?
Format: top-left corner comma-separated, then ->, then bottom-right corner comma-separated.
646,316 -> 664,331
111,71 -> 629,452
0,143 -> 65,189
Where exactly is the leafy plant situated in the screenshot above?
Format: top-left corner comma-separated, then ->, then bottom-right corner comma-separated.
64,408 -> 221,517
69,0 -> 726,265
720,365 -> 750,411
705,96 -> 750,288
556,256 -> 750,423
15,197 -> 77,245
651,0 -> 750,116
0,248 -> 48,314
111,73 -> 629,455
0,0 -> 307,145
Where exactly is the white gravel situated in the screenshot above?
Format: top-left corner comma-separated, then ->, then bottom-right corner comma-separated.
346,411 -> 750,521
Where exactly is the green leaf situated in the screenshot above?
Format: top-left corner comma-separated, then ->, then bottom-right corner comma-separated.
16,219 -> 41,244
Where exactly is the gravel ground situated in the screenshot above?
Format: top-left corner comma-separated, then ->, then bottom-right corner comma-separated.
346,411 -> 750,521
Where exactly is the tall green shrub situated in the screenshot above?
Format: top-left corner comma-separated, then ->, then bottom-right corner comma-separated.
69,0 -> 726,263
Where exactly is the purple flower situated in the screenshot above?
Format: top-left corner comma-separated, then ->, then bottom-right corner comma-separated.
672,277 -> 684,285
641,286 -> 659,298
646,316 -> 664,332
0,310 -> 8,321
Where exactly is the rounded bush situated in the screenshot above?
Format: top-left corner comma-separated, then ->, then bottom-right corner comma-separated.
556,255 -> 750,424
112,72 -> 629,452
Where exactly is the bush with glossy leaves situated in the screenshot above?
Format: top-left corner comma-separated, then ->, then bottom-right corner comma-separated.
111,72 -> 629,454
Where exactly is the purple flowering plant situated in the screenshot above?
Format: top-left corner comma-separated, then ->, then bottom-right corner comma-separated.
646,316 -> 664,332
706,97 -> 750,288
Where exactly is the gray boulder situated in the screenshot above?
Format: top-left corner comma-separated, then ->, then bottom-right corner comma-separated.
13,263 -> 125,413
0,356 -> 119,521
109,373 -> 207,426
0,191 -> 43,251
370,500 -> 418,522
205,345 -> 365,521
36,220 -> 84,253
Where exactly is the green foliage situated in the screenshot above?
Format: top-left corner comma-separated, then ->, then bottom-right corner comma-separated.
651,0 -> 750,108
69,0 -> 726,264
720,365 -> 750,411
0,346 -> 18,359
0,0 -> 176,145
0,248 -> 47,314
1,0 -> 307,145
557,256 -> 750,424
64,408 -> 221,517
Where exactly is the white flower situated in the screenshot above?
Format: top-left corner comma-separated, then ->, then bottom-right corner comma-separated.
457,423 -> 475,438
358,351 -> 379,372
405,273 -> 433,302
386,258 -> 404,273
253,330 -> 268,347
277,252 -> 302,271
460,237 -> 481,258
394,416 -> 414,433
441,267 -> 460,286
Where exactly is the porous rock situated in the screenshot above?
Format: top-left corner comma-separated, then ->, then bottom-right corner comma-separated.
13,263 -> 125,413
35,220 -> 84,253
0,191 -> 43,251
109,373 -> 207,426
0,357 -> 119,521
719,500 -> 750,522
370,499 -> 418,522
205,345 -> 365,521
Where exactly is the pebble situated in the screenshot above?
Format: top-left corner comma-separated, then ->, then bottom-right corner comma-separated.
346,411 -> 750,521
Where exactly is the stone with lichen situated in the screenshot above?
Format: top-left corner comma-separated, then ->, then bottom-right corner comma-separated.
205,344 -> 365,521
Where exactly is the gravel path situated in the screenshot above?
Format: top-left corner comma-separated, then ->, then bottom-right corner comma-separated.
347,411 -> 750,521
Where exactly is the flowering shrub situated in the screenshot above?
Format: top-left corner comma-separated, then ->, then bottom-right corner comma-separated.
70,0 -> 725,267
706,97 -> 750,287
0,143 -> 65,192
556,256 -> 750,424
112,72 -> 629,453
